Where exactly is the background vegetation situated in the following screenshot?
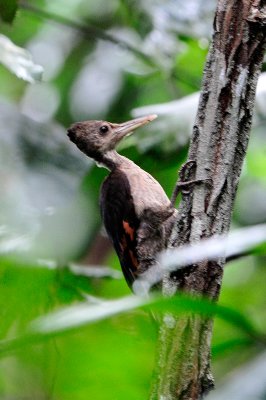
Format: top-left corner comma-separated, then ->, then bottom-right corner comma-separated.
0,1 -> 266,399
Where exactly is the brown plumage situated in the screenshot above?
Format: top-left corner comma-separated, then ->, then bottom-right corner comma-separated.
67,115 -> 177,290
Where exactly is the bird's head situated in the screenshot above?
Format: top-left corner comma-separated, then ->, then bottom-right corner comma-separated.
67,114 -> 157,159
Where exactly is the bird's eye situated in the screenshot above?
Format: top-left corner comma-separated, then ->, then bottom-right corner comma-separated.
100,125 -> 109,134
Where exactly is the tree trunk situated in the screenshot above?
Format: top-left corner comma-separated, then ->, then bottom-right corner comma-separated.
151,1 -> 266,399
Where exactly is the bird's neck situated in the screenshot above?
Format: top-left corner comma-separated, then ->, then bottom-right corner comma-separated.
95,150 -> 132,171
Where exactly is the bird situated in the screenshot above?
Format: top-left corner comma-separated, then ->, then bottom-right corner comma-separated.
67,115 -> 178,292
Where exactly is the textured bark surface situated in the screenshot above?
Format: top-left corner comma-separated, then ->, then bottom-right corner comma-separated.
151,1 -> 266,399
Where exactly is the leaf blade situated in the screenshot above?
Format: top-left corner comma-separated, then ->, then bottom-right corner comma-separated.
0,34 -> 43,83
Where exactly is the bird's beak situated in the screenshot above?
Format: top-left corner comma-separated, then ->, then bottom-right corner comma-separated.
112,114 -> 157,141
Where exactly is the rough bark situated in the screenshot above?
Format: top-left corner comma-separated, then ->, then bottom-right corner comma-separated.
151,1 -> 266,399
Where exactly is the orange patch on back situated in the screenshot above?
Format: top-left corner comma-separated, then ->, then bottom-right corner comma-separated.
122,220 -> 135,241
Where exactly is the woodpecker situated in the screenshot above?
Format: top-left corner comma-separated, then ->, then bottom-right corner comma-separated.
67,115 -> 177,290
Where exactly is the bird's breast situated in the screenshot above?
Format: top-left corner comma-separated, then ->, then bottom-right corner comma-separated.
121,166 -> 171,217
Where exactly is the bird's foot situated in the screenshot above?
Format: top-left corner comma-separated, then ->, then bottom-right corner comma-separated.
171,160 -> 211,206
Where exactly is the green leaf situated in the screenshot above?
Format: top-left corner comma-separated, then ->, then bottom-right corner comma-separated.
0,0 -> 18,23
0,290 -> 264,363
29,295 -> 147,334
154,295 -> 260,339
26,293 -> 264,341
133,224 -> 266,292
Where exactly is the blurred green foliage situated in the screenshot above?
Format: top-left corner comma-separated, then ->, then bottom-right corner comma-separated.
0,0 -> 18,23
0,0 -> 266,399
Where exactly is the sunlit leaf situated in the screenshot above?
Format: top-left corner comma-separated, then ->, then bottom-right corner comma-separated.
0,291 -> 262,360
30,295 -> 147,334
0,34 -> 43,82
133,224 -> 266,292
36,259 -> 122,279
0,0 -> 18,23
26,292 -> 263,342
69,263 -> 122,279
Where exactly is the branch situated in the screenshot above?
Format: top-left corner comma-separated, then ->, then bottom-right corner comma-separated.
151,1 -> 266,399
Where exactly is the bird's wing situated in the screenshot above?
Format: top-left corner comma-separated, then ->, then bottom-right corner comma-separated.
100,170 -> 140,288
